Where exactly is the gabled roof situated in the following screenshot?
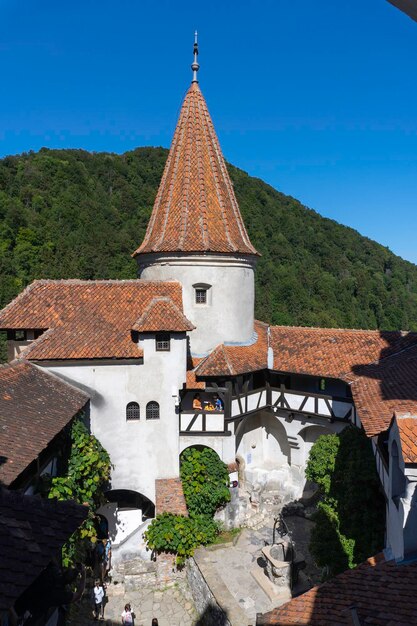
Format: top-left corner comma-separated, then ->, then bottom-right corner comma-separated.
0,279 -> 186,360
395,413 -> 417,464
0,488 -> 88,612
132,297 -> 195,332
133,82 -> 259,258
257,553 -> 417,625
194,320 -> 268,377
0,361 -> 88,486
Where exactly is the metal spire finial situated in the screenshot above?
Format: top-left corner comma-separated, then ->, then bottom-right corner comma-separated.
191,30 -> 199,83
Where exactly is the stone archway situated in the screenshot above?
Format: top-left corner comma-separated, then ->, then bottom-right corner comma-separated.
97,489 -> 155,546
235,410 -> 290,469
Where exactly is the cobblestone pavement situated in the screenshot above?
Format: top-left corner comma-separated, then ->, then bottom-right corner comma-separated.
68,577 -> 198,626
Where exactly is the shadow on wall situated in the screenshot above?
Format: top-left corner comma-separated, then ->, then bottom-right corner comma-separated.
235,409 -> 290,466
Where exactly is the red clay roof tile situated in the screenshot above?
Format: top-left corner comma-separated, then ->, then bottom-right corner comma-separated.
0,360 -> 88,486
133,82 -> 259,257
132,296 -> 195,332
257,553 -> 417,626
0,279 -> 187,360
396,414 -> 417,463
195,320 -> 268,377
0,488 -> 88,612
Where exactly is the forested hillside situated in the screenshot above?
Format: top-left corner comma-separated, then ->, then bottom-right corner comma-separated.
1,146 -> 417,333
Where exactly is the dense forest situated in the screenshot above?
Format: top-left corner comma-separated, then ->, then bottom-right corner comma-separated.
1,146 -> 417,334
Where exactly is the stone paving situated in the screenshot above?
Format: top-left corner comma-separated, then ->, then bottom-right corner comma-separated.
68,575 -> 198,626
197,515 -> 321,625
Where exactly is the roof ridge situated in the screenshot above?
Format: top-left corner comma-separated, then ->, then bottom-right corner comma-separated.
271,324 -> 416,334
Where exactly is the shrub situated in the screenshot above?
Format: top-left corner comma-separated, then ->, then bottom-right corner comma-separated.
144,513 -> 219,566
180,446 -> 230,517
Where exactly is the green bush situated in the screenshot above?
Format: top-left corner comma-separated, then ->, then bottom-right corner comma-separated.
305,433 -> 340,496
144,513 -> 219,566
306,427 -> 385,576
180,446 -> 230,517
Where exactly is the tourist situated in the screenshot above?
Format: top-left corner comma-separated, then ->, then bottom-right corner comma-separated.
214,394 -> 223,411
93,579 -> 105,621
121,603 -> 135,624
151,619 -> 159,626
104,536 -> 112,579
94,539 -> 106,583
192,393 -> 202,410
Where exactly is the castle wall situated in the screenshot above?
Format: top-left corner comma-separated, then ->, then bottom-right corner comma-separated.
137,253 -> 256,356
41,333 -> 187,505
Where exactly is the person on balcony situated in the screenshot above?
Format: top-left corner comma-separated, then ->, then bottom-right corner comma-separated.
193,393 -> 202,410
214,394 -> 223,411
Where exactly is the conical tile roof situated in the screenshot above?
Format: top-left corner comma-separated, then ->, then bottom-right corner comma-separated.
133,82 -> 259,257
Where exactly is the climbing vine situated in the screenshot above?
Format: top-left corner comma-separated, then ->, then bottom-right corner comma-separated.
145,447 -> 230,565
48,417 -> 112,566
306,427 -> 385,578
180,446 -> 230,517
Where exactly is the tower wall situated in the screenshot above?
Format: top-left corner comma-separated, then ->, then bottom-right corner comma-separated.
138,253 -> 256,355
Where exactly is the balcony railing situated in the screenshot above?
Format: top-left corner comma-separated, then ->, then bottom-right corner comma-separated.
179,410 -> 230,436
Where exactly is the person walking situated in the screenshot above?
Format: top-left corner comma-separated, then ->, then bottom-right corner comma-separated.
151,619 -> 159,626
92,579 -> 105,621
121,603 -> 135,624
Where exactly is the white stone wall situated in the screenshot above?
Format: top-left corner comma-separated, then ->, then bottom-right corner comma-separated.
41,333 -> 187,505
137,253 -> 256,355
385,421 -> 417,561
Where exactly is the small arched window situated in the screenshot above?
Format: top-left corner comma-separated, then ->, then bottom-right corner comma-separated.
146,401 -> 160,420
126,402 -> 140,420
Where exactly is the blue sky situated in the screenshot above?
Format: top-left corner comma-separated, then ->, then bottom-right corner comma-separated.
1,0 -> 416,263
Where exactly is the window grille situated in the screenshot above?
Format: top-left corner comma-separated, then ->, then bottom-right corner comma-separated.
126,402 -> 140,420
195,288 -> 207,304
156,333 -> 170,351
146,401 -> 160,420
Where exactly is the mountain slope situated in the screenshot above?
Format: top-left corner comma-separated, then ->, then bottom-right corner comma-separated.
0,146 -> 417,333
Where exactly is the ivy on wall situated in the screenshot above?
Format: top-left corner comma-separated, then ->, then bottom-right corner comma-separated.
145,446 -> 230,565
306,427 -> 385,578
179,446 -> 230,517
48,417 -> 112,566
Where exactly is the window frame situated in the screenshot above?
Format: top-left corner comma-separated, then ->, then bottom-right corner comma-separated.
146,401 -> 160,420
126,401 -> 140,421
193,282 -> 212,306
155,332 -> 171,352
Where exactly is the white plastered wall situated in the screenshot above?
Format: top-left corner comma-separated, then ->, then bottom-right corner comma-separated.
137,253 -> 256,355
386,420 -> 417,561
235,409 -> 346,498
40,333 -> 187,506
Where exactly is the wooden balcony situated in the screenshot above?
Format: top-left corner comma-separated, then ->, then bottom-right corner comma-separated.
179,410 -> 231,436
229,384 -> 353,422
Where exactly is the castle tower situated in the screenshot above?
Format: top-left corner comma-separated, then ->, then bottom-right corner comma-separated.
133,34 -> 259,355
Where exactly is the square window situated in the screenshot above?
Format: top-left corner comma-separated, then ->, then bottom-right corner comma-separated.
156,333 -> 170,351
195,288 -> 207,304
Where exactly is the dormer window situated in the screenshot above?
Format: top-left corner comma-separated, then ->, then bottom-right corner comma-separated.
156,333 -> 170,351
193,283 -> 211,305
